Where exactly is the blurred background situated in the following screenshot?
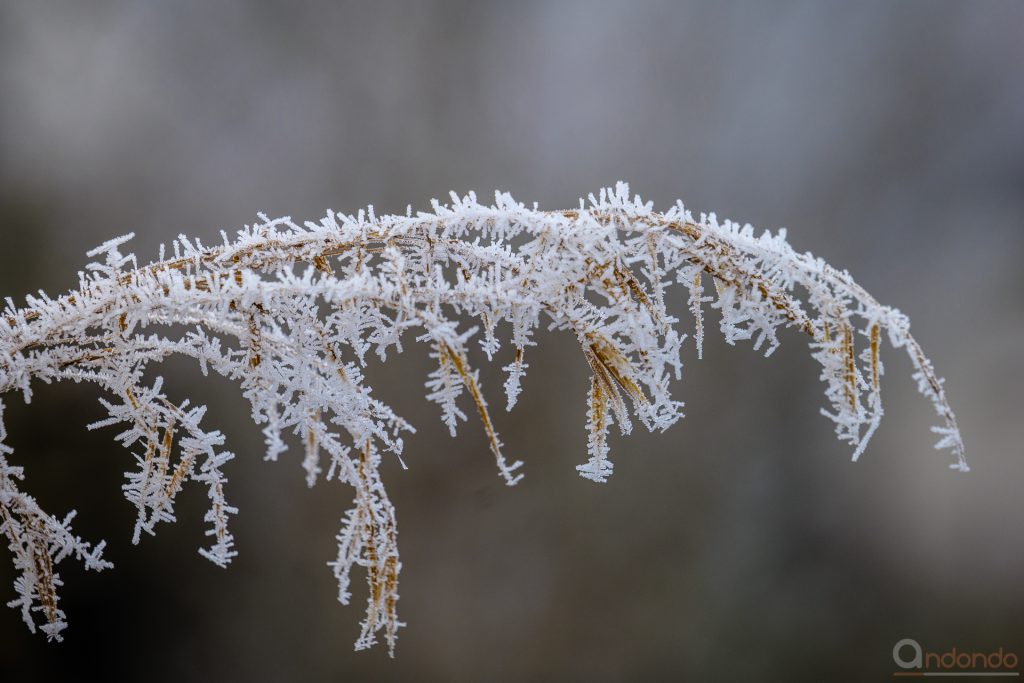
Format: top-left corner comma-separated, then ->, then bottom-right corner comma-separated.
1,1 -> 1022,680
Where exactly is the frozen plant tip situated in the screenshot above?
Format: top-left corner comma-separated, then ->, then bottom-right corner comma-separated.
0,183 -> 965,653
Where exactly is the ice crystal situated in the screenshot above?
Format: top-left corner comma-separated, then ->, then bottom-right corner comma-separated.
0,183 -> 965,653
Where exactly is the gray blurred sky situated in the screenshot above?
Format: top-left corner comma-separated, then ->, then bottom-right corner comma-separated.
1,2 -> 1022,681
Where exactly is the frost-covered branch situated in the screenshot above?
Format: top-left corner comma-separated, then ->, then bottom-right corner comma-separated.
0,183 -> 965,653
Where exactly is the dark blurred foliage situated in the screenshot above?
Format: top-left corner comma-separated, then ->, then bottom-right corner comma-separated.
0,1 -> 1022,680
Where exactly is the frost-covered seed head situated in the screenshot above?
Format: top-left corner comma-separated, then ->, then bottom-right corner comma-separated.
0,183 -> 965,653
